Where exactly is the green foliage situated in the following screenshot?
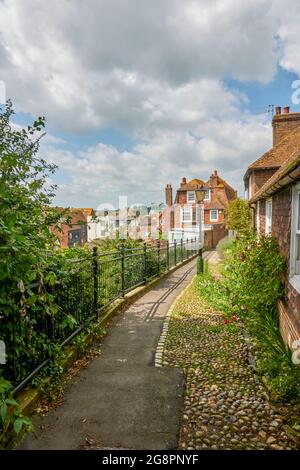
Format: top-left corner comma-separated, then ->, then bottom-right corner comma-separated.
0,101 -> 64,384
225,198 -> 253,237
198,235 -> 300,402
197,255 -> 204,274
216,236 -> 235,258
0,377 -> 33,447
197,271 -> 230,315
222,235 -> 285,317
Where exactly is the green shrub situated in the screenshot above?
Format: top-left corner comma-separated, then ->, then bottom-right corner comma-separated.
216,236 -> 235,258
222,235 -> 285,317
0,377 -> 33,448
225,198 -> 252,237
198,234 -> 300,402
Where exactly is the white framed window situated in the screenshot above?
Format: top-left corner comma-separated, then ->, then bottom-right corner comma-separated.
187,191 -> 195,202
265,198 -> 272,235
249,174 -> 253,199
181,207 -> 192,223
210,209 -> 218,221
256,200 -> 260,234
290,184 -> 300,289
204,189 -> 211,201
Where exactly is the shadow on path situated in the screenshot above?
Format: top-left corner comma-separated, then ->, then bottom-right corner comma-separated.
20,259 -> 196,450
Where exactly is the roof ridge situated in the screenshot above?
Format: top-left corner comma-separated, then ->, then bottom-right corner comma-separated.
246,125 -> 300,177
250,147 -> 300,202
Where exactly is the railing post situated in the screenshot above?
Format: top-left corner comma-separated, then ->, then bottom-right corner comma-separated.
143,242 -> 147,284
197,237 -> 203,274
93,246 -> 99,319
174,240 -> 177,266
120,243 -> 125,297
180,238 -> 183,263
186,238 -> 189,259
157,240 -> 160,274
166,240 -> 169,270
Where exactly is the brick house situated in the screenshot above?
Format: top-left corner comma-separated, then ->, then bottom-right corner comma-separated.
244,106 -> 300,347
55,208 -> 91,248
165,171 -> 237,247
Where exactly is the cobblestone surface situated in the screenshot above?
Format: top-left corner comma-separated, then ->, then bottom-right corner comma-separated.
163,278 -> 298,450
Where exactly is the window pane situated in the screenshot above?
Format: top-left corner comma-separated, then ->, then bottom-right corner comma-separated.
182,208 -> 192,221
296,234 -> 300,275
192,207 -> 197,222
187,191 -> 195,202
298,193 -> 300,231
204,189 -> 211,201
210,210 -> 218,220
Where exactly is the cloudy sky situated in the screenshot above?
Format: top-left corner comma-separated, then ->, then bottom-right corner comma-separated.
1,0 -> 300,208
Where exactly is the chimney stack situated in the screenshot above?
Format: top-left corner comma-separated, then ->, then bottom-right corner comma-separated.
273,105 -> 300,146
165,184 -> 173,206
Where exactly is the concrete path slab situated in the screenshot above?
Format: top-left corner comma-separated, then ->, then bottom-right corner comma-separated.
20,258 -> 196,450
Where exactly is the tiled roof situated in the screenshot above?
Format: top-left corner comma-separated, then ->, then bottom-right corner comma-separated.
245,126 -> 300,177
205,199 -> 227,210
249,151 -> 300,203
179,178 -> 205,190
76,207 -> 95,216
250,149 -> 300,202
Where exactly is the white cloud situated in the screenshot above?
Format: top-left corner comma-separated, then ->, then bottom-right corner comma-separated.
0,0 -> 278,133
42,114 -> 271,207
273,0 -> 300,77
0,0 -> 299,207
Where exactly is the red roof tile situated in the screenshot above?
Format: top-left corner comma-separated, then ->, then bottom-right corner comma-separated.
246,126 -> 300,179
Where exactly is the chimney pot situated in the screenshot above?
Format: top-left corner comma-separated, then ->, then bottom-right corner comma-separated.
214,170 -> 218,176
181,177 -> 186,185
275,106 -> 281,115
284,106 -> 290,114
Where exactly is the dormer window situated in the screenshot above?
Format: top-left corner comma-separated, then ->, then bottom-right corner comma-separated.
187,191 -> 195,202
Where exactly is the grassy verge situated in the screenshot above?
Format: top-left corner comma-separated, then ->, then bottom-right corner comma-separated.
164,277 -> 298,450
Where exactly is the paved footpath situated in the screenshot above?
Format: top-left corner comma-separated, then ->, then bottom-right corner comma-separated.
21,259 -> 196,450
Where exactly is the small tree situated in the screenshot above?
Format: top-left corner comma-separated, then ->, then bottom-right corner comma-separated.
0,100 -> 62,313
225,198 -> 252,237
0,101 -> 65,375
0,100 -> 65,441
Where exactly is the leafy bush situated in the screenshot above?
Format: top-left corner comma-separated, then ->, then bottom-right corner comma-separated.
216,236 -> 235,258
222,235 -> 285,317
0,377 -> 32,448
225,198 -> 252,237
0,101 -> 66,390
198,234 -> 300,402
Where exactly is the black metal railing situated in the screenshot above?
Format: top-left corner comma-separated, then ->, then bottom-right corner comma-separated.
0,238 -> 198,392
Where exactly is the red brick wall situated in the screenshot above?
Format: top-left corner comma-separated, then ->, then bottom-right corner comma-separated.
250,169 -> 278,197
55,211 -> 87,248
273,113 -> 300,146
271,188 -> 292,261
174,184 -> 230,228
204,209 -> 224,225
